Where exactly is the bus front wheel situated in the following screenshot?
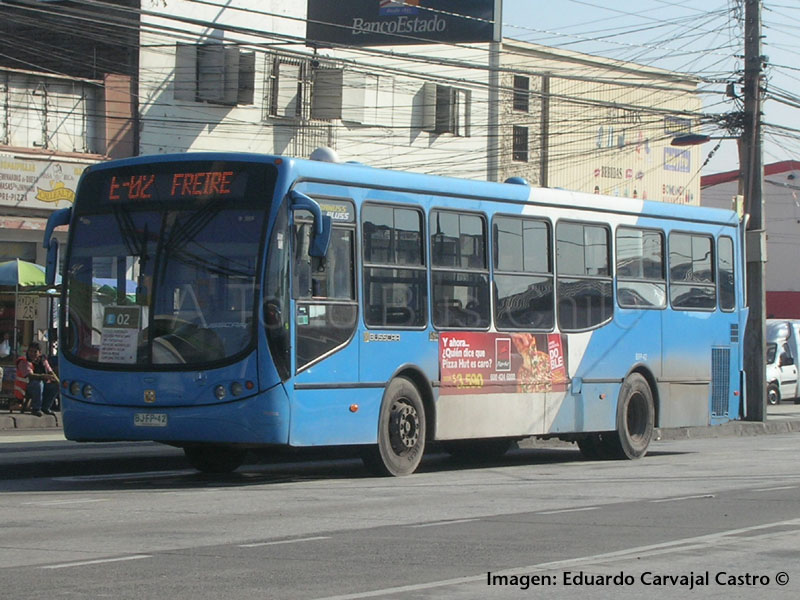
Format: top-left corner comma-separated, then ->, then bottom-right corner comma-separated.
606,373 -> 655,460
362,377 -> 426,477
183,445 -> 247,473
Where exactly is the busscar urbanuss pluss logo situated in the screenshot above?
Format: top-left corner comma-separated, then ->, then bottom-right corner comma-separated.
144,390 -> 156,403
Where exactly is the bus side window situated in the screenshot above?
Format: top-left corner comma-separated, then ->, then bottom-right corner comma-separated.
616,227 -> 666,309
430,209 -> 490,329
493,215 -> 554,330
362,204 -> 427,328
556,222 -> 613,331
718,235 -> 735,311
669,232 -> 716,310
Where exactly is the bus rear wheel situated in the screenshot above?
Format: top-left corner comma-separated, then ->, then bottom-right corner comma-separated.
605,373 -> 654,460
362,377 -> 426,477
183,445 -> 247,473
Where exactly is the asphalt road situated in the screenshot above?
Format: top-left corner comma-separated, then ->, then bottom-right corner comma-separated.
0,433 -> 798,599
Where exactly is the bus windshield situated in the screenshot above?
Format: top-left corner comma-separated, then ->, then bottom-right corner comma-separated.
63,161 -> 276,368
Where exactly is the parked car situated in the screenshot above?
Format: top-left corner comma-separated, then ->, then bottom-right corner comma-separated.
766,319 -> 800,405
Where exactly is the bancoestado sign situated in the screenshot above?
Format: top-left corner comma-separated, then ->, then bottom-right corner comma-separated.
306,0 -> 498,46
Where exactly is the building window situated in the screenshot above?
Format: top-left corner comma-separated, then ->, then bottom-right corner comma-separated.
422,83 -> 471,136
174,43 -> 255,105
513,126 -> 529,162
513,75 -> 529,112
267,56 -> 305,119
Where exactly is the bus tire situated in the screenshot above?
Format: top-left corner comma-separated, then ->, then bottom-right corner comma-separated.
362,377 -> 426,477
183,445 -> 247,473
606,373 -> 654,460
767,383 -> 780,406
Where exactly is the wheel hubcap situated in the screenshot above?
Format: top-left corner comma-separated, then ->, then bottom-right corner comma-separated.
389,400 -> 419,454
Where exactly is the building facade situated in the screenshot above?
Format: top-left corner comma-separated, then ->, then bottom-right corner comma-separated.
701,161 -> 800,318
498,40 -> 703,204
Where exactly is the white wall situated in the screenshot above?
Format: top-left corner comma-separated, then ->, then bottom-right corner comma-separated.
702,165 -> 800,316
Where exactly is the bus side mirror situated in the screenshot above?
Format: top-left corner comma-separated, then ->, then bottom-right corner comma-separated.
289,190 -> 331,257
309,215 -> 332,258
43,207 -> 71,286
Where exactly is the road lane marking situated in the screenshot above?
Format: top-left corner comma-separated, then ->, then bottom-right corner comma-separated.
310,517 -> 800,600
22,499 -> 110,507
42,555 -> 152,570
53,470 -> 192,482
752,485 -> 797,492
536,506 -> 599,515
650,493 -> 715,503
407,518 -> 480,528
239,536 -> 330,548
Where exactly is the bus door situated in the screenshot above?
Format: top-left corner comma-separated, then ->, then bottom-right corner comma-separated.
289,203 -> 362,446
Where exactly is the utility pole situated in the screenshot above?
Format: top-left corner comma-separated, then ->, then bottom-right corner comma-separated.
741,0 -> 766,421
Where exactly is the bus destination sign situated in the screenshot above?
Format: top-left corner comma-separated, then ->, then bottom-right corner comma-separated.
99,167 -> 248,203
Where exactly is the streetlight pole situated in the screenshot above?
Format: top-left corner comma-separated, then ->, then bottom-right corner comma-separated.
741,0 -> 766,421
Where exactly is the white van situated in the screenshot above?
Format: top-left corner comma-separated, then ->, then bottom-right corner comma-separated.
766,319 -> 800,405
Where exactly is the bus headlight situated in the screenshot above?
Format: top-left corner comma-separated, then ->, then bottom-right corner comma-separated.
83,384 -> 93,399
214,385 -> 226,400
70,381 -> 82,396
231,382 -> 243,396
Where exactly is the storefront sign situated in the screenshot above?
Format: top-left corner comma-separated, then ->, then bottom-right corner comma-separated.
15,295 -> 38,321
0,154 -> 94,210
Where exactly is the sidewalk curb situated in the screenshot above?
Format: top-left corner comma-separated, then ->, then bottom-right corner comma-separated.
0,413 -> 61,431
514,417 -> 800,450
655,419 -> 800,440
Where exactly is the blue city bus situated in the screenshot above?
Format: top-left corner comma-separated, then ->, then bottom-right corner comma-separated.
42,151 -> 747,475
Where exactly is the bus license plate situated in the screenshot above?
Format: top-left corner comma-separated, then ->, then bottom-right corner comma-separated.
134,413 -> 168,427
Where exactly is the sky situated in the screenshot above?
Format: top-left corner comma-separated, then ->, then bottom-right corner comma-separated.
500,0 -> 800,176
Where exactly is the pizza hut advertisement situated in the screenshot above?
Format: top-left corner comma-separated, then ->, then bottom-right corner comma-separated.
439,332 -> 568,395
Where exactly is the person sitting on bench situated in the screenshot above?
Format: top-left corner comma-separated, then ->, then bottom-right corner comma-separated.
14,342 -> 58,417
